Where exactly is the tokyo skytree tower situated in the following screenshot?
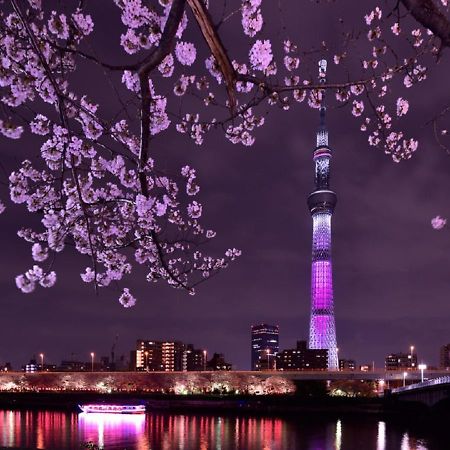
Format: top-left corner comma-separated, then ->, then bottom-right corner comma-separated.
307,60 -> 339,370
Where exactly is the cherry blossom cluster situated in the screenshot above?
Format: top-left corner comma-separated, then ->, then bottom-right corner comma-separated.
225,108 -> 265,146
0,2 -> 240,306
241,0 -> 263,38
338,6 -> 435,162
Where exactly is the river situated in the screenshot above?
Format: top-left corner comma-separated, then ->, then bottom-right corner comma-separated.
0,409 -> 447,449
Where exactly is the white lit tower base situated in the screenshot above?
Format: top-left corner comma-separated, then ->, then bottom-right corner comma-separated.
307,60 -> 338,370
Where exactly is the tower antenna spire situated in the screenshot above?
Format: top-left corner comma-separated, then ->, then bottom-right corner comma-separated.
318,59 -> 327,128
316,59 -> 329,147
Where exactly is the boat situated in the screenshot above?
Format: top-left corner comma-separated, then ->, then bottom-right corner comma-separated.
78,404 -> 146,414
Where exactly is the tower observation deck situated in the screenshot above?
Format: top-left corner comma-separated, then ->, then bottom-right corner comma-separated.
307,60 -> 338,370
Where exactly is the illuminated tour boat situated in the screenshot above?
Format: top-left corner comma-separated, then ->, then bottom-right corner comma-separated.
78,404 -> 146,414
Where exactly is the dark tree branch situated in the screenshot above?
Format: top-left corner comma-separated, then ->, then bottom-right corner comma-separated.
401,0 -> 450,47
187,0 -> 237,113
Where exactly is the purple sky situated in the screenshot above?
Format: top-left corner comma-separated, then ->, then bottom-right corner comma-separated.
1,1 -> 450,370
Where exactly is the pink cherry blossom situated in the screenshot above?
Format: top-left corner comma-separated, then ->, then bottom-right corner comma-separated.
32,243 -> 48,262
205,56 -> 223,84
352,100 -> 364,117
249,40 -> 273,71
175,42 -> 197,66
48,12 -> 70,40
0,120 -> 23,139
118,288 -> 137,308
431,216 -> 447,230
72,12 -> 94,37
391,23 -> 401,35
242,0 -> 263,37
396,98 -> 409,117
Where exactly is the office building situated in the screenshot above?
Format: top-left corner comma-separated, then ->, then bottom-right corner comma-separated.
251,323 -> 279,370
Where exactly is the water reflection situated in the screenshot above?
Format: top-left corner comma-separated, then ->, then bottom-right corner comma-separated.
78,412 -> 147,449
335,419 -> 342,450
0,409 -> 436,449
377,421 -> 386,450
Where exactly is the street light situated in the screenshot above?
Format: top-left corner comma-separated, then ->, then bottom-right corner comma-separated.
203,350 -> 207,371
39,353 -> 44,372
418,364 -> 427,383
403,371 -> 407,387
90,352 -> 95,372
410,345 -> 415,368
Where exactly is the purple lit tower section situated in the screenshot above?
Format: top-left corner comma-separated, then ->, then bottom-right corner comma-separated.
307,60 -> 338,370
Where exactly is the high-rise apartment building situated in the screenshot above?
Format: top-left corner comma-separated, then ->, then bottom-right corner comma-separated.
136,340 -> 216,372
136,340 -> 184,371
339,359 -> 356,371
440,344 -> 450,368
207,353 -> 232,371
251,323 -> 279,370
183,344 -> 206,371
277,340 -> 328,371
385,352 -> 417,370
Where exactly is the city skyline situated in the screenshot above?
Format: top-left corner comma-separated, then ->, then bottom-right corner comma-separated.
2,328 -> 448,371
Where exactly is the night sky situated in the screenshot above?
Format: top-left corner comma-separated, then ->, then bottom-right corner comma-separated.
1,1 -> 450,370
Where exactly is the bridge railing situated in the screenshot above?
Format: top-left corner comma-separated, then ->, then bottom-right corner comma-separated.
391,376 -> 450,393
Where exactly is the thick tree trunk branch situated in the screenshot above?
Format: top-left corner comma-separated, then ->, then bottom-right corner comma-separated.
401,0 -> 450,47
187,0 -> 237,113
137,0 -> 186,193
136,0 -> 189,290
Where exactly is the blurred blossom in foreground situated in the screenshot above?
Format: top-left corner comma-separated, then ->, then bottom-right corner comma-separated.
431,216 -> 447,230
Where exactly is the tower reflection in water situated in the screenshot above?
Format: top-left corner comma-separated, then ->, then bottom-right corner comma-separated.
78,412 -> 148,449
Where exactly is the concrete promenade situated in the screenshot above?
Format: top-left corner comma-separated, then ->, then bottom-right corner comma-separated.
0,369 -> 448,382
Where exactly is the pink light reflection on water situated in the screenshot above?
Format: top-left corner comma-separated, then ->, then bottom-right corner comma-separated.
78,412 -> 148,449
0,409 -> 432,449
0,410 -> 78,449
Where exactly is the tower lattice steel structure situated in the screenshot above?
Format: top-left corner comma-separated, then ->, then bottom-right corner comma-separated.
307,60 -> 338,370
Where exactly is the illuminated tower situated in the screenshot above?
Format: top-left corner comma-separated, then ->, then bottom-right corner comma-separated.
307,60 -> 338,370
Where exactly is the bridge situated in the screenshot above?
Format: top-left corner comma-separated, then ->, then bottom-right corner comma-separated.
262,369 -> 450,382
390,376 -> 450,408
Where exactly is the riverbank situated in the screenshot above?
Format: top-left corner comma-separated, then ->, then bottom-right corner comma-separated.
0,391 -> 432,418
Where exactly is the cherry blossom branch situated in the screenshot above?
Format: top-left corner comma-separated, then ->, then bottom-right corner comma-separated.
11,0 -> 101,292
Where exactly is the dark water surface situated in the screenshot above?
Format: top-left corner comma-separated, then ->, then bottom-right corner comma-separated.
0,409 -> 447,449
